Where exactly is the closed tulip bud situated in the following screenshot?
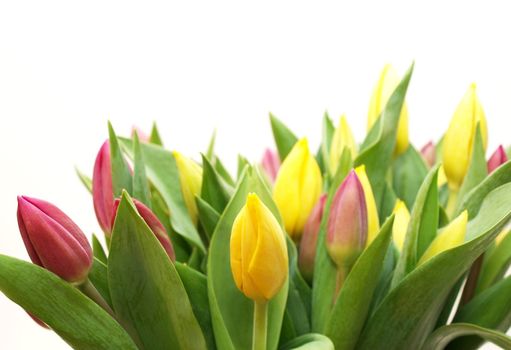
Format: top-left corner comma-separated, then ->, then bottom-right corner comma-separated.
173,151 -> 203,225
17,196 -> 93,283
420,141 -> 436,167
438,165 -> 448,187
487,145 -> 508,174
354,165 -> 380,244
368,64 -> 409,155
92,141 -> 114,236
443,84 -> 488,189
261,148 -> 280,182
298,194 -> 327,282
392,200 -> 410,252
329,115 -> 357,174
230,193 -> 288,302
273,138 -> 323,240
326,171 -> 368,268
112,198 -> 175,261
419,210 -> 468,265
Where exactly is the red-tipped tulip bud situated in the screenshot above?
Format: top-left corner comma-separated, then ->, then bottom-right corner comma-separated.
298,194 -> 327,282
93,141 -> 114,236
326,171 -> 368,268
112,198 -> 176,261
261,148 -> 280,182
17,196 -> 93,283
420,141 -> 436,167
487,145 -> 508,174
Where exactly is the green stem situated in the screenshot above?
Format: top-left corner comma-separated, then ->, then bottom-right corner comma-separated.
252,301 -> 268,350
333,265 -> 348,305
446,189 -> 458,218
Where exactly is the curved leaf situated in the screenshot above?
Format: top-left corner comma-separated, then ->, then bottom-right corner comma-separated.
476,231 -> 511,293
280,333 -> 334,350
270,113 -> 299,161
392,145 -> 428,209
422,323 -> 511,350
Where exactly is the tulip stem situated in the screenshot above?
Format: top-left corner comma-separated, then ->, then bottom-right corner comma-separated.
252,301 -> 268,350
446,190 -> 458,218
80,279 -> 115,318
334,266 -> 348,304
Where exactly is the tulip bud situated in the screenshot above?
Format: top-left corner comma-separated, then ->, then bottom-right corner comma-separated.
392,200 -> 410,252
438,165 -> 448,187
329,115 -> 357,174
273,138 -> 323,240
442,84 -> 488,189
368,64 -> 409,156
326,171 -> 368,268
418,210 -> 468,265
261,148 -> 280,182
173,151 -> 203,225
487,145 -> 508,174
131,126 -> 150,143
92,141 -> 114,236
354,165 -> 380,244
420,141 -> 436,167
17,196 -> 93,283
112,198 -> 175,261
298,194 -> 327,282
230,193 -> 288,302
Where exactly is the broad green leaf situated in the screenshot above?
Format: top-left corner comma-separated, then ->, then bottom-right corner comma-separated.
108,192 -> 206,350
357,182 -> 511,350
132,133 -> 152,208
392,145 -> 429,209
280,333 -> 335,350
270,112 -> 299,160
325,216 -> 394,350
207,166 -> 288,350
213,156 -> 236,187
422,323 -> 511,350
380,182 -> 398,222
92,234 -> 107,264
201,155 -> 231,213
175,262 -> 216,350
75,167 -> 92,193
0,255 -> 137,350
391,166 -> 439,288
355,63 -> 414,209
312,149 -> 352,332
196,196 -> 221,240
476,230 -> 511,293
119,139 -> 205,252
149,122 -> 164,146
108,122 -> 132,196
88,258 -> 112,308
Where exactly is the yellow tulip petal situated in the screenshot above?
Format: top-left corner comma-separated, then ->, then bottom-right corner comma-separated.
173,151 -> 203,225
329,115 -> 357,174
355,165 -> 380,244
392,200 -> 410,252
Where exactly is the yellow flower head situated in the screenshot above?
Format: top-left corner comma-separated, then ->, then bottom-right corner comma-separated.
419,210 -> 468,265
392,200 -> 410,252
173,151 -> 203,225
442,84 -> 488,189
354,165 -> 380,244
230,193 -> 288,302
273,138 -> 323,240
329,115 -> 357,174
368,64 -> 409,156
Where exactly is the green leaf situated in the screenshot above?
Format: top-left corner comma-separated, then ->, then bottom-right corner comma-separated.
476,230 -> 511,293
320,111 -> 335,175
175,262 -> 216,350
270,112 -> 299,161
92,234 -> 107,264
391,145 -> 429,209
391,165 -> 439,288
196,196 -> 221,240
75,167 -> 92,193
213,156 -> 236,187
206,130 -> 216,160
108,122 -> 132,196
207,166 -> 288,350
119,139 -> 205,253
132,133 -> 152,208
237,155 -> 250,180
201,155 -> 231,213
325,216 -> 394,350
108,192 -> 206,350
0,255 -> 137,350
149,122 -> 164,146
355,63 -> 414,209
422,323 -> 511,350
88,258 -> 112,308
357,182 -> 511,350
280,333 -> 334,350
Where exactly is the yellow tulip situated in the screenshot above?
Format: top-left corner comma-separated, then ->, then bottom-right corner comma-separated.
354,165 -> 380,244
392,200 -> 410,252
329,115 -> 357,174
442,84 -> 488,189
230,193 -> 288,302
173,151 -> 202,225
418,210 -> 468,265
368,64 -> 409,155
438,165 -> 448,187
273,138 -> 323,240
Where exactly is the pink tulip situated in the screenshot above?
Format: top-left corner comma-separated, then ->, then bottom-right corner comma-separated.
112,198 -> 175,261
487,145 -> 508,174
261,148 -> 280,181
93,141 -> 114,236
17,196 -> 93,283
131,126 -> 150,143
420,141 -> 436,167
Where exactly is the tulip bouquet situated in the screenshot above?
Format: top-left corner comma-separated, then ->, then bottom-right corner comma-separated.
3,63 -> 511,350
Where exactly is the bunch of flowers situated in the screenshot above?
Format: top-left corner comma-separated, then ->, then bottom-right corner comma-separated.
2,64 -> 511,350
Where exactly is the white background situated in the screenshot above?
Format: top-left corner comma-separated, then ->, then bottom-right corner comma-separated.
1,1 -> 510,349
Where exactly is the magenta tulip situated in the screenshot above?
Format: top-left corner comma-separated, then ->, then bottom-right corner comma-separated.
487,145 -> 508,174
420,141 -> 436,167
261,148 -> 280,181
93,140 -> 114,236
